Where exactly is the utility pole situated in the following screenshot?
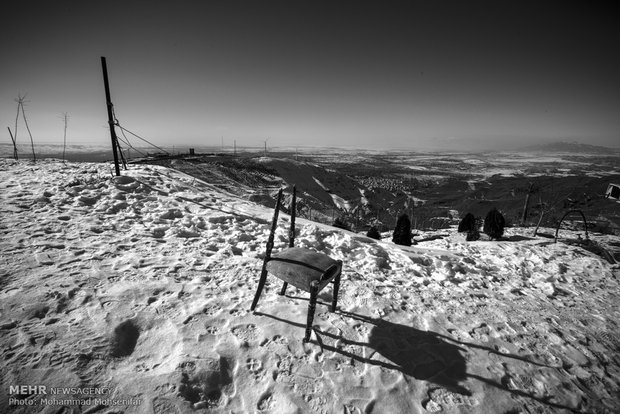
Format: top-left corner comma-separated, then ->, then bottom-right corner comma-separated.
101,56 -> 121,176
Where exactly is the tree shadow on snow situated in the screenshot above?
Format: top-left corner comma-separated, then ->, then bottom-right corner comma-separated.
505,235 -> 536,242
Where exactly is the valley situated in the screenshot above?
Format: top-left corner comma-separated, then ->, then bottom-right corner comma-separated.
136,147 -> 620,240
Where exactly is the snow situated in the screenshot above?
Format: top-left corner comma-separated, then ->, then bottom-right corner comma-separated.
312,177 -> 329,192
313,176 -> 356,212
1,159 -> 619,413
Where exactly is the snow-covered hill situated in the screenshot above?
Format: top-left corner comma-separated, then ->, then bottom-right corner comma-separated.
1,159 -> 619,413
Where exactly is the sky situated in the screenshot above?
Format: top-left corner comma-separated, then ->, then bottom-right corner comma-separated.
1,0 -> 619,152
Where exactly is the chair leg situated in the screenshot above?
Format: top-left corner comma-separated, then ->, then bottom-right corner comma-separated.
250,267 -> 269,311
331,267 -> 341,312
251,189 -> 282,311
304,281 -> 319,342
279,282 -> 288,296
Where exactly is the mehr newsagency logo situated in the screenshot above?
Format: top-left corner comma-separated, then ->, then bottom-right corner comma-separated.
8,385 -> 142,408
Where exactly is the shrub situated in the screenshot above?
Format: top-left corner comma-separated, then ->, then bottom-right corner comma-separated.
366,226 -> 381,240
483,208 -> 505,240
459,212 -> 480,241
392,214 -> 412,246
466,231 -> 480,241
458,213 -> 476,233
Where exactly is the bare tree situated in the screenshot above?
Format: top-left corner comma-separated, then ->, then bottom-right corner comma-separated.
15,94 -> 36,162
7,127 -> 18,160
14,98 -> 20,147
60,112 -> 69,162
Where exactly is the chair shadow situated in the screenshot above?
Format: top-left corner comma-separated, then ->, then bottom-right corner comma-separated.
254,309 -> 584,412
255,309 -> 470,395
322,311 -> 471,395
274,297 -> 552,370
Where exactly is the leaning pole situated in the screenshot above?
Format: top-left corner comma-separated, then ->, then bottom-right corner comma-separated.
101,56 -> 121,176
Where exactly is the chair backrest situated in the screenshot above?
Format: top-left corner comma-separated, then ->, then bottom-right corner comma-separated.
265,186 -> 296,261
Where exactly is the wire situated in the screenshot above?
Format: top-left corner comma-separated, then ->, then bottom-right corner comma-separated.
116,124 -> 170,155
109,105 -> 169,157
116,126 -> 148,158
108,105 -> 137,160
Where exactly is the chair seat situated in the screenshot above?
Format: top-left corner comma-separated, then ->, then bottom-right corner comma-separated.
267,247 -> 340,292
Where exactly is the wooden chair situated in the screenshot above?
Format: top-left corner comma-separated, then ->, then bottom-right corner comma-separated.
250,186 -> 343,342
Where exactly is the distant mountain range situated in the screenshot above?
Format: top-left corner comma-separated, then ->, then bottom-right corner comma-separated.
409,137 -> 620,153
516,141 -> 620,154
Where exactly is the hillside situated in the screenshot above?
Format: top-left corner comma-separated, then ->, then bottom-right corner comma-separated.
141,153 -> 620,240
146,156 -> 403,227
1,159 -> 619,413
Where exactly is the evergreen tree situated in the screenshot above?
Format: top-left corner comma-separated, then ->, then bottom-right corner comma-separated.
333,216 -> 350,231
466,230 -> 480,241
484,208 -> 505,240
458,213 -> 476,233
392,214 -> 412,246
459,212 -> 480,241
366,226 -> 381,240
